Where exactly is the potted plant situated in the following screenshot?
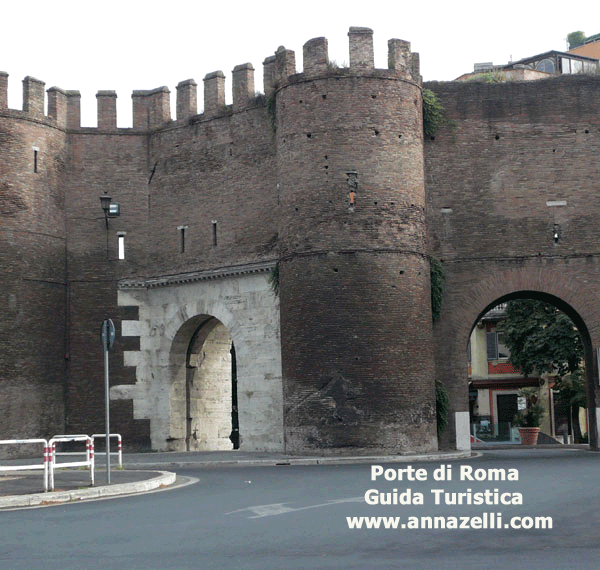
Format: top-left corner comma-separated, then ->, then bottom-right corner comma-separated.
513,390 -> 545,445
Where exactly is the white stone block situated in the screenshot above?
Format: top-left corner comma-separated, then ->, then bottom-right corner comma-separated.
455,411 -> 471,451
123,351 -> 141,367
121,320 -> 142,337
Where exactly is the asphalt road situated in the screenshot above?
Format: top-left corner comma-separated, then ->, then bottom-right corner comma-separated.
1,448 -> 599,569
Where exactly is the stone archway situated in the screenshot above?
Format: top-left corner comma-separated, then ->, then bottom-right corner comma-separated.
183,317 -> 238,451
115,269 -> 284,452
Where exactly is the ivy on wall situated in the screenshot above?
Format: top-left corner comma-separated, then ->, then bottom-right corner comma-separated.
430,257 -> 445,322
431,256 -> 448,439
269,262 -> 279,297
435,379 -> 450,438
422,88 -> 446,138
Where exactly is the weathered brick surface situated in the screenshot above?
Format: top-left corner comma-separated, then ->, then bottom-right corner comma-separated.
280,252 -> 437,453
277,65 -> 437,453
425,76 -> 600,448
144,106 -> 278,276
4,30 -> 600,453
0,109 -> 67,443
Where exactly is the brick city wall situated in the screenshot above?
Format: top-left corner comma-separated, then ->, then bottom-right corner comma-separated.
3,30 -> 600,452
0,88 -> 68,442
425,76 -> 600,447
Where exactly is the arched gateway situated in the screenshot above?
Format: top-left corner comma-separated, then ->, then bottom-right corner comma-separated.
112,266 -> 284,452
432,263 -> 600,450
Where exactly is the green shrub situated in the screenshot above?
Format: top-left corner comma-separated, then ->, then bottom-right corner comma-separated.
268,262 -> 279,297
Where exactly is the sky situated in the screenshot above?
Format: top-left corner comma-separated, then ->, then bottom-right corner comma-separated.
2,0 -> 599,127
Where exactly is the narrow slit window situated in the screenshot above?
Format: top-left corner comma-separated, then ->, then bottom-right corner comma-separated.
178,226 -> 187,253
212,220 -> 217,246
33,147 -> 39,173
117,233 -> 126,260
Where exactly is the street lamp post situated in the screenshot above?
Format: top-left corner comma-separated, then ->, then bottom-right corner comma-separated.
101,318 -> 115,484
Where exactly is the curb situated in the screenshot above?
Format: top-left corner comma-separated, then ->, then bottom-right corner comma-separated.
0,470 -> 176,509
0,451 -> 475,509
124,450 -> 474,470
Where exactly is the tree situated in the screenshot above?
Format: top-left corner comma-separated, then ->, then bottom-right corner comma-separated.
499,299 -> 586,441
500,299 -> 583,377
567,31 -> 586,50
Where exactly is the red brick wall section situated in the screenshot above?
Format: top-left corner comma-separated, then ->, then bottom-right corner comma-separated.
0,109 -> 67,443
276,54 -> 437,453
425,75 -> 600,447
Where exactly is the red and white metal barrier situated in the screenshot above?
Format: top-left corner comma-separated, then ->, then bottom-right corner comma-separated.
49,435 -> 94,491
49,434 -> 92,459
92,434 -> 123,468
0,439 -> 49,492
0,433 -> 123,493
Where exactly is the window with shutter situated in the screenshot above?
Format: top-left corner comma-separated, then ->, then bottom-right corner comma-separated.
486,332 -> 498,361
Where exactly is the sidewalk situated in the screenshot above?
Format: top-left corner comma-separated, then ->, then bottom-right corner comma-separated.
0,448 -> 471,509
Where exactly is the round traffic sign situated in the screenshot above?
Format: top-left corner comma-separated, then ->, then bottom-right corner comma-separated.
101,319 -> 116,351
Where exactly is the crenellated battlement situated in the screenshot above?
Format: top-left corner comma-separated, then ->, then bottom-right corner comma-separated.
0,27 -> 420,131
6,23 -> 600,461
132,86 -> 171,129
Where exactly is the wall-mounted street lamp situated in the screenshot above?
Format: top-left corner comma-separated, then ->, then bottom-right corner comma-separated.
553,223 -> 560,244
99,194 -> 120,228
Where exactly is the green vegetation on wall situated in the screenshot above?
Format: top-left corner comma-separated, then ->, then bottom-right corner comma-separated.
435,379 -> 450,439
269,262 -> 279,297
430,257 -> 445,322
422,89 -> 446,138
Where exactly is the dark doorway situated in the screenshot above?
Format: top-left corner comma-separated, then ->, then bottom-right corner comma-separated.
230,342 -> 239,449
497,393 -> 518,440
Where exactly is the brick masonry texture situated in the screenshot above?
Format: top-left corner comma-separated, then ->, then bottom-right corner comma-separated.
425,76 -> 600,448
276,66 -> 436,453
2,29 -> 600,453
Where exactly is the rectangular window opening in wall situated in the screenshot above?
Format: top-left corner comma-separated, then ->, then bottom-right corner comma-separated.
497,332 -> 510,359
117,233 -> 126,260
486,331 -> 510,361
178,225 -> 187,253
33,147 -> 39,173
212,220 -> 217,246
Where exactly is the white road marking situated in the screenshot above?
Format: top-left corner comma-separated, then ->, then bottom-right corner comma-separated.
226,496 -> 363,519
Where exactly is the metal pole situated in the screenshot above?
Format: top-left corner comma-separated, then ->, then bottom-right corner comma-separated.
104,341 -> 111,485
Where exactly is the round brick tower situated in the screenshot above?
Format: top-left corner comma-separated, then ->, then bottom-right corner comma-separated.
0,75 -> 68,439
275,29 -> 437,454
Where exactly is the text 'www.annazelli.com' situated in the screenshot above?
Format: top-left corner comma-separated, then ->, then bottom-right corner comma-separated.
346,513 -> 553,530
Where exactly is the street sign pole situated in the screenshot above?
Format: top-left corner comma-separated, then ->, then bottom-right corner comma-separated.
104,337 -> 111,484
101,319 -> 115,485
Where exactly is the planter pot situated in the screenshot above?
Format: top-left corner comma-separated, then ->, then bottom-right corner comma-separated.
518,427 -> 540,445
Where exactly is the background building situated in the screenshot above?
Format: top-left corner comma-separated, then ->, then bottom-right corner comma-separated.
468,304 -> 557,443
